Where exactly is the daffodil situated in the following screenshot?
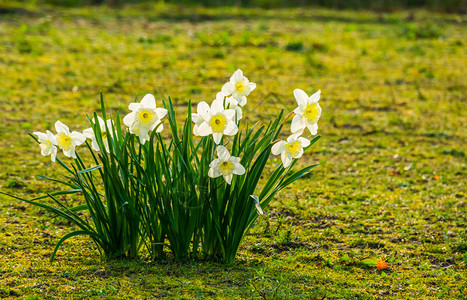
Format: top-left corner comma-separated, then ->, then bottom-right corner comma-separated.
54,121 -> 86,159
192,92 -> 224,136
291,89 -> 322,135
123,94 -> 167,144
208,146 -> 245,184
33,130 -> 57,162
271,134 -> 311,168
83,116 -> 114,153
194,98 -> 238,144
221,69 -> 256,105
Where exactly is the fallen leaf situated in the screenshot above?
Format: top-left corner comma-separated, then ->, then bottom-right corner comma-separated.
377,260 -> 388,270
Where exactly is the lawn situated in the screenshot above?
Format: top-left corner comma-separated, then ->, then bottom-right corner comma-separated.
0,2 -> 465,299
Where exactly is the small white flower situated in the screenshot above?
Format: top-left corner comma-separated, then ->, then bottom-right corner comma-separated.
33,130 -> 57,162
271,134 -> 311,168
54,121 -> 86,159
221,69 -> 256,105
194,98 -> 238,144
83,116 -> 114,153
291,89 -> 322,135
208,146 -> 245,185
192,92 -> 223,135
123,94 -> 167,144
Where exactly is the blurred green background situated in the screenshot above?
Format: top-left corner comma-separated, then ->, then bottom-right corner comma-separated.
3,0 -> 466,11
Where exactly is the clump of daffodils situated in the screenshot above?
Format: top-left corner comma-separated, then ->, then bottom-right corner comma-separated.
33,70 -> 322,180
23,69 -> 323,264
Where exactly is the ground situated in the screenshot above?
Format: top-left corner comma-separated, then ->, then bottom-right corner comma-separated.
0,2 -> 466,299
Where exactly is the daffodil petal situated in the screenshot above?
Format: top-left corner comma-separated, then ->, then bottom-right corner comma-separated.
271,140 -> 286,155
197,101 -> 211,121
123,112 -> 136,127
232,69 -> 243,82
51,146 -> 57,162
222,82 -> 235,96
223,109 -> 235,120
141,94 -> 156,108
233,164 -> 245,175
215,92 -> 224,102
223,174 -> 233,185
46,130 -> 56,144
307,123 -> 318,135
129,102 -> 140,111
83,128 -> 94,139
217,146 -> 230,161
293,89 -> 308,106
224,121 -> 238,136
33,132 -> 47,142
55,120 -> 69,134
230,156 -> 241,164
196,122 -> 212,136
156,108 -> 168,120
209,158 -> 219,169
192,113 -> 203,125
212,132 -> 223,144
249,82 -> 256,92
154,121 -> 164,133
71,131 -> 86,145
238,96 -> 247,106
208,167 -> 221,178
294,148 -> 304,159
281,152 -> 292,168
91,139 -> 100,151
293,106 -> 304,116
211,99 -> 224,114
309,90 -> 321,104
291,115 -> 306,133
298,137 -> 311,147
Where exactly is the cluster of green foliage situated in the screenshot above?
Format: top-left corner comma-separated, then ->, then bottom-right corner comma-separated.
0,2 -> 465,299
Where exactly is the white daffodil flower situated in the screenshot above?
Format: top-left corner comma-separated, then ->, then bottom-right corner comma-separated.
271,134 -> 311,168
123,94 -> 168,144
83,116 -> 114,153
291,89 -> 322,135
221,69 -> 256,106
54,121 -> 86,159
192,92 -> 225,135
33,130 -> 57,162
208,145 -> 245,185
195,98 -> 238,144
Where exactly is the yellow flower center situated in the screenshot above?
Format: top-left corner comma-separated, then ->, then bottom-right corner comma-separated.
218,160 -> 234,175
285,141 -> 302,157
304,103 -> 320,123
235,82 -> 245,93
137,109 -> 156,126
56,132 -> 72,151
209,114 -> 227,132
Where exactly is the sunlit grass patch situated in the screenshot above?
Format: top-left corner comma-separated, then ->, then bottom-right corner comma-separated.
0,2 -> 465,299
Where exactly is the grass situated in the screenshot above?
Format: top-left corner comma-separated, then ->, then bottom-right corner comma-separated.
0,2 -> 466,299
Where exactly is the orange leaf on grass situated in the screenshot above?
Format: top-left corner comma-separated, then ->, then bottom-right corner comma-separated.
377,260 -> 388,270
